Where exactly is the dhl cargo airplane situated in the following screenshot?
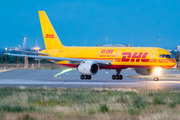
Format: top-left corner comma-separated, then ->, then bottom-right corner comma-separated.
5,11 -> 176,81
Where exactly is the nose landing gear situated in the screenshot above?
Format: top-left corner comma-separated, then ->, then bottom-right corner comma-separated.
153,67 -> 162,81
153,77 -> 159,81
112,69 -> 123,80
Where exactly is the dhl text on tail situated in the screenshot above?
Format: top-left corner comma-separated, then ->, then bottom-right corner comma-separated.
5,11 -> 176,81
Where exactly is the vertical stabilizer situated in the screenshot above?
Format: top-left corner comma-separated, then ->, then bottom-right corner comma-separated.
38,11 -> 64,49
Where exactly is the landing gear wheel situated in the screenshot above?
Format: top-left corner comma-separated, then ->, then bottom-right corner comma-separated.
84,75 -> 91,80
87,75 -> 91,80
112,75 -> 123,80
154,77 -> 159,81
80,75 -> 84,80
119,75 -> 123,80
116,75 -> 119,80
112,75 -> 116,80
115,75 -> 123,80
112,69 -> 123,80
84,75 -> 87,79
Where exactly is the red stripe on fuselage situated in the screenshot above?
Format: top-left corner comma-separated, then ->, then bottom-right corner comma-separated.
59,64 -> 174,69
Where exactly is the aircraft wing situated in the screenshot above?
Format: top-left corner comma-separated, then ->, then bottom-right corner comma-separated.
10,50 -> 50,56
5,53 -> 111,66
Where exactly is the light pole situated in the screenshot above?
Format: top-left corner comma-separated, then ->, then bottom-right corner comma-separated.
157,37 -> 162,47
105,37 -> 108,44
34,47 -> 40,67
23,36 -> 28,68
5,48 -> 7,63
17,45 -> 21,50
17,45 -> 21,65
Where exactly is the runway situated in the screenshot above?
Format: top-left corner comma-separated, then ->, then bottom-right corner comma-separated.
0,69 -> 180,89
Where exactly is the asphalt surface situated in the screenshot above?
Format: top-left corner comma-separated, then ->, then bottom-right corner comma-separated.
0,69 -> 180,90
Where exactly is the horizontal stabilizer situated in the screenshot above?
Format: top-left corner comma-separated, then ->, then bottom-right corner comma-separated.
10,50 -> 50,56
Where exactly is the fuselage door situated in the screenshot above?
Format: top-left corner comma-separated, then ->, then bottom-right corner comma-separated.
150,51 -> 155,61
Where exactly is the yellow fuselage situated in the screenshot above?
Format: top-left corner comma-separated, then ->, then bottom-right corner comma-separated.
41,47 -> 176,69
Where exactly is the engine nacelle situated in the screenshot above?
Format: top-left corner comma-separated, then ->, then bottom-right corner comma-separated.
135,68 -> 154,75
78,61 -> 99,75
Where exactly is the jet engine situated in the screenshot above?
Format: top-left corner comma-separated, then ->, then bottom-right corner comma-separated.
78,61 -> 99,75
135,68 -> 154,75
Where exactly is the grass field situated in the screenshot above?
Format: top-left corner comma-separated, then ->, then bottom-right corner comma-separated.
0,87 -> 180,120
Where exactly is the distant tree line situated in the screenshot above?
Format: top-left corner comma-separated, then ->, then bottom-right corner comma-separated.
171,51 -> 179,63
0,55 -> 51,64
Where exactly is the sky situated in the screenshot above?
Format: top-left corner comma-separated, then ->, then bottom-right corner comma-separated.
0,0 -> 180,49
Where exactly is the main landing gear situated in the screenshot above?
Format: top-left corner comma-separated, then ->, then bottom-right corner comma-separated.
80,75 -> 91,80
112,69 -> 123,80
153,77 -> 159,81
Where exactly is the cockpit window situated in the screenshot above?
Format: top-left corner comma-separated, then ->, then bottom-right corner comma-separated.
159,54 -> 174,58
166,55 -> 171,58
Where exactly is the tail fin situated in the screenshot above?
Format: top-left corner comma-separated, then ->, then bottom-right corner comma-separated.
38,11 -> 64,49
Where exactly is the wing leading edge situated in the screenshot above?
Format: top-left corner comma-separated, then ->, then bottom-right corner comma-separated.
5,53 -> 111,66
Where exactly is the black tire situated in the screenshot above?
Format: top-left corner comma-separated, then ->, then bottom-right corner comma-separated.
154,77 -> 159,81
112,75 -> 116,80
84,75 -> 87,80
86,75 -> 91,80
119,75 -> 123,80
116,75 -> 119,80
80,75 -> 84,80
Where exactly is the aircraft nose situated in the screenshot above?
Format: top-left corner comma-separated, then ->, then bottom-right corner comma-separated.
172,58 -> 177,67
165,58 -> 177,67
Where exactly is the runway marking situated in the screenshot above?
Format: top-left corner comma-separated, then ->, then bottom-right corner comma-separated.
0,79 -> 138,85
63,82 -> 138,85
146,81 -> 180,84
54,69 -> 74,77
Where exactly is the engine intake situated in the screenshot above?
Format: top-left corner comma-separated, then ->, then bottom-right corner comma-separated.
135,68 -> 154,75
78,61 -> 99,75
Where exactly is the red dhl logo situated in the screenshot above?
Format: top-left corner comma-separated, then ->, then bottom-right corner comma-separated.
121,52 -> 149,62
101,49 -> 114,54
45,34 -> 56,38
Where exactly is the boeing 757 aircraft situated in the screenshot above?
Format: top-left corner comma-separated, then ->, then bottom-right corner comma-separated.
5,11 -> 176,81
